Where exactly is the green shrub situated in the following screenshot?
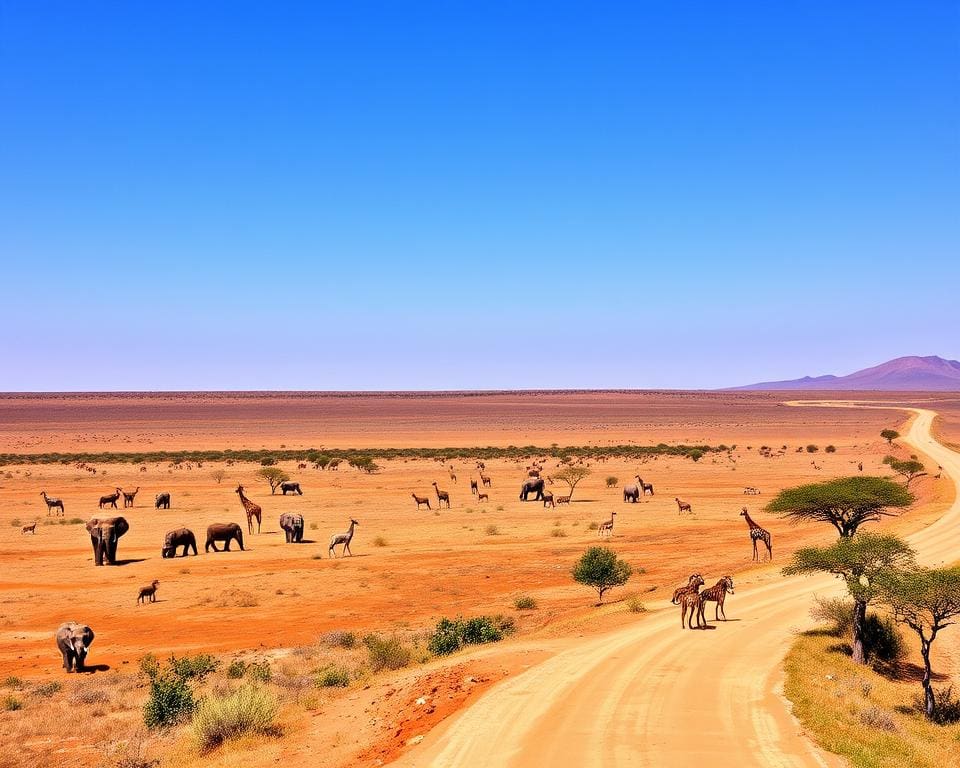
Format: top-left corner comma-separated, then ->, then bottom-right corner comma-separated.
688,449 -> 704,462
862,613 -> 905,664
143,671 -> 195,729
247,661 -> 272,682
810,596 -> 855,636
316,665 -> 351,688
169,654 -> 219,681
427,618 -> 464,656
260,457 -> 276,466
605,476 -> 618,488
825,445 -> 837,453
364,635 -> 412,672
191,685 -> 278,751
427,615 -> 515,655
2,676 -> 23,689
572,547 -> 633,603
514,595 -> 537,611
625,593 -> 647,613
32,681 -> 61,698
226,660 -> 247,679
3,695 -> 22,711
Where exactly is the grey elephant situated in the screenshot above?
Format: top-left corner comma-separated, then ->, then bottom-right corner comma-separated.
519,478 -> 545,501
56,622 -> 94,672
155,492 -> 171,509
279,481 -> 303,495
86,516 -> 130,566
279,512 -> 305,543
205,522 -> 245,552
162,527 -> 198,558
623,484 -> 640,503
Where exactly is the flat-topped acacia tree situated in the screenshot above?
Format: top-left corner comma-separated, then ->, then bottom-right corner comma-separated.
766,476 -> 913,538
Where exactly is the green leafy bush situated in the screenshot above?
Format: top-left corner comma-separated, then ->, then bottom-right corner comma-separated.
427,615 -> 515,656
3,695 -> 22,711
605,476 -> 618,488
143,671 -> 195,729
227,660 -> 247,679
191,685 -> 278,751
316,665 -> 351,688
170,654 -> 219,681
247,661 -> 272,682
364,635 -> 412,672
514,595 -> 537,610
572,547 -> 634,603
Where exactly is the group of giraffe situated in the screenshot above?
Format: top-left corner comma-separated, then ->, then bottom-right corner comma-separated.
671,572 -> 736,629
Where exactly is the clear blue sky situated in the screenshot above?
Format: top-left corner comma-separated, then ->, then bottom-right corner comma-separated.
1,2 -> 957,390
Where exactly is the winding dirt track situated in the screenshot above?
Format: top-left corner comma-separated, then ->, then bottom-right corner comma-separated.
396,405 -> 959,768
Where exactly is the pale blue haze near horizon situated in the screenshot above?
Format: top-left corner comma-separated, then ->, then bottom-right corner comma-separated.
1,2 -> 957,391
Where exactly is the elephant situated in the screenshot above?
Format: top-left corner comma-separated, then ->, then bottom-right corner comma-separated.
279,512 -> 305,543
519,478 -> 545,501
623,484 -> 640,503
205,522 -> 244,552
86,516 -> 130,566
155,492 -> 171,509
279,482 -> 303,496
56,622 -> 94,672
162,527 -> 198,558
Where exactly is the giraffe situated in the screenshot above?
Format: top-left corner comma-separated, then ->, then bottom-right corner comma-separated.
432,482 -> 450,509
698,576 -> 734,621
675,497 -> 692,514
412,493 -> 431,510
679,582 -> 705,629
740,507 -> 772,561
235,485 -> 262,534
671,573 -> 703,605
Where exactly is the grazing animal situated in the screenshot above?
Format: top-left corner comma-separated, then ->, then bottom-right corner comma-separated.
22,521 -> 38,535
40,491 -> 65,516
743,486 -> 761,495
161,527 -> 198,557
637,476 -> 654,495
329,519 -> 359,557
623,483 -> 640,503
476,462 -> 486,471
527,469 -> 540,478
235,485 -> 262,534
477,492 -> 489,502
279,512 -> 305,543
280,481 -> 303,495
597,512 -> 616,537
140,465 -> 147,472
432,482 -> 450,509
55,622 -> 94,672
698,576 -> 735,621
205,522 -> 245,552
86,517 -> 130,566
154,492 -> 171,509
99,489 -> 122,509
121,487 -> 139,508
740,508 -> 772,561
556,495 -> 571,505
519,477 -> 545,501
671,573 -> 704,605
542,491 -> 555,508
137,580 -> 160,604
449,468 -> 457,483
470,479 -> 479,495
412,493 -> 431,510
298,462 -> 307,470
680,588 -> 704,629
675,497 -> 692,514
480,473 -> 492,487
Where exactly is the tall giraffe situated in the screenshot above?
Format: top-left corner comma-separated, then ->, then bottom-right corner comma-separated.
235,485 -> 262,534
740,507 -> 772,561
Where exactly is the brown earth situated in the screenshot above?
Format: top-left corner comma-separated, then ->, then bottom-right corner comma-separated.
0,391 -> 957,767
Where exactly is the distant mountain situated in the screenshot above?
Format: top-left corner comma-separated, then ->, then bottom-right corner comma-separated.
730,355 -> 960,391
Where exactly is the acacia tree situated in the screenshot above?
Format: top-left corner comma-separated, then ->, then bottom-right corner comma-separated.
883,455 -> 927,488
572,547 -> 633,604
210,469 -> 225,485
766,476 -> 913,538
880,429 -> 900,445
256,467 -> 289,494
553,465 -> 591,500
784,533 -> 915,664
878,567 -> 960,720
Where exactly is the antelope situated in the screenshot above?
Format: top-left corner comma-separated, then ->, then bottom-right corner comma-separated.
137,580 -> 160,604
675,497 -> 692,514
597,512 -> 616,537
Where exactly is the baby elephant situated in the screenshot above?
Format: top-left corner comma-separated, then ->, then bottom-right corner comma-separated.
56,622 -> 94,673
137,580 -> 160,604
205,522 -> 245,552
161,527 -> 198,558
155,492 -> 171,510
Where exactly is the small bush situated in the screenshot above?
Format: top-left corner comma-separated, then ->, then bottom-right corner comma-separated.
170,654 -> 220,681
247,661 -> 272,682
316,665 -> 351,688
587,521 -> 598,531
10,518 -> 21,527
806,444 -> 819,453
625,593 -> 647,613
825,445 -> 837,453
364,635 -> 412,672
605,476 -> 619,488
32,681 -> 61,698
924,686 -> 960,724
216,588 -> 258,608
227,660 -> 247,679
550,527 -> 567,538
810,596 -> 854,636
862,614 -> 905,664
485,525 -> 499,536
191,685 -> 278,751
427,615 -> 515,656
858,705 -> 897,731
143,672 -> 195,729
2,676 -> 23,689
322,630 -> 357,649
260,457 -> 276,466
3,695 -> 22,711
514,595 -> 537,611
373,536 -> 388,547
70,687 -> 110,705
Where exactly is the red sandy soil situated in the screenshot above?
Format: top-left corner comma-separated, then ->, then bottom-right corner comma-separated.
0,391 -> 957,767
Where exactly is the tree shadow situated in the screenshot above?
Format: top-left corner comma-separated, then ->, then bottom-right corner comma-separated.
111,558 -> 148,566
878,662 -> 948,684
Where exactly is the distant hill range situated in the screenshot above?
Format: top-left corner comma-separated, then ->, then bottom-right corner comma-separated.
730,355 -> 960,391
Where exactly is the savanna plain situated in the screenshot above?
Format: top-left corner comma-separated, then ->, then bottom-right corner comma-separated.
2,391 -> 960,768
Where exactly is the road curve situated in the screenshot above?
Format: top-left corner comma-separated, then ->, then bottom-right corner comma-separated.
394,405 -> 958,768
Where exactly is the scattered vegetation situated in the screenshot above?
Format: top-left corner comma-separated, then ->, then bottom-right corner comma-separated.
322,630 -> 358,649
427,615 -> 515,655
625,592 -> 647,613
513,595 -> 537,610
3,695 -> 22,711
806,444 -> 819,453
191,685 -> 279,752
605,476 -> 619,487
315,665 -> 351,688
364,634 -> 413,672
825,445 -> 837,453
372,535 -> 388,547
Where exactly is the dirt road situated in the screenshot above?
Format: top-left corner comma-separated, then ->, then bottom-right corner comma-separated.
396,405 -> 958,767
